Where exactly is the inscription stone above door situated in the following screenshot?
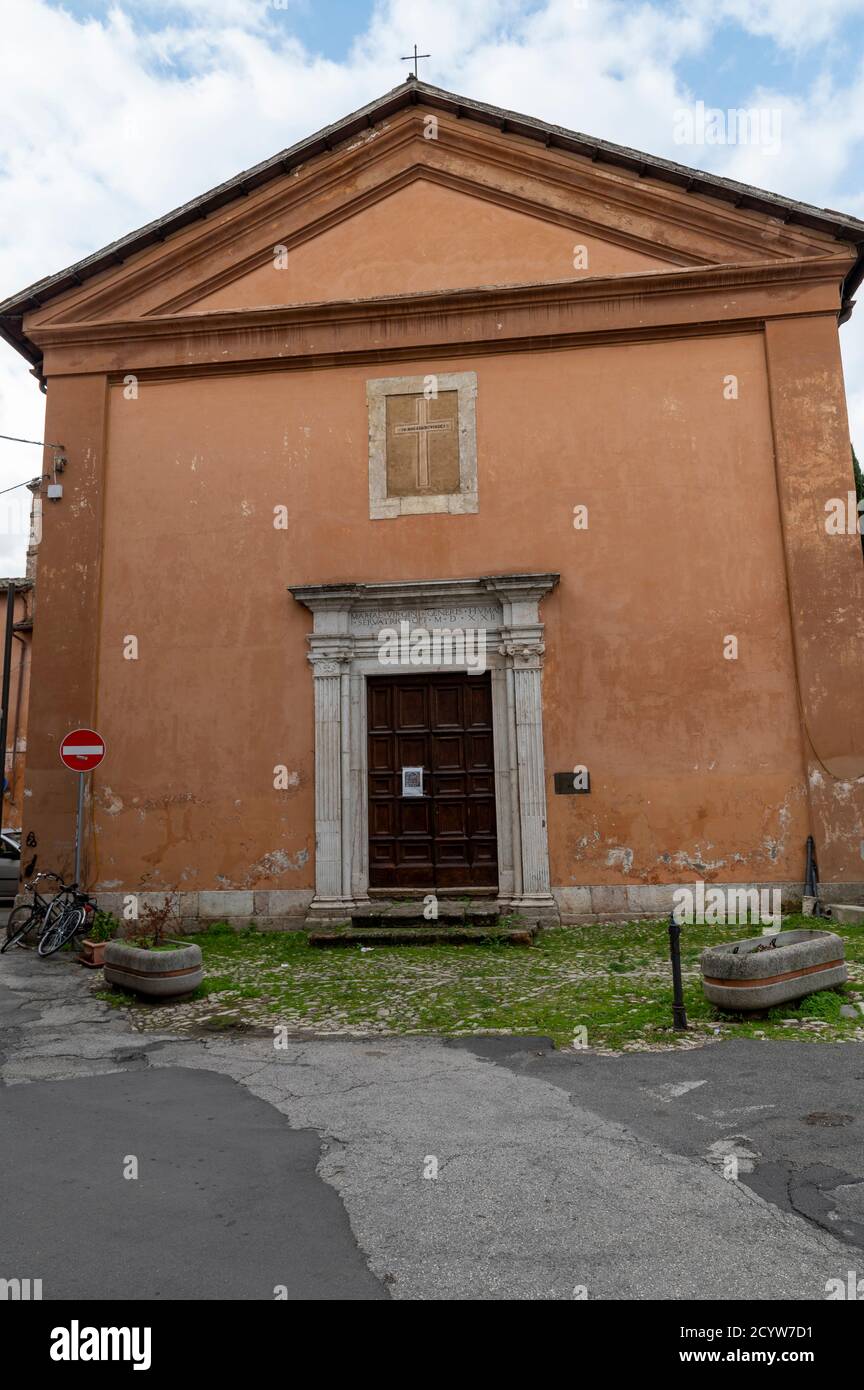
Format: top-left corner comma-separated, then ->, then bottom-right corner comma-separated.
367,371 -> 478,519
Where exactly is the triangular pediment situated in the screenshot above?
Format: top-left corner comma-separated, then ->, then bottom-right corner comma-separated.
20,91 -> 856,342
175,177 -> 674,313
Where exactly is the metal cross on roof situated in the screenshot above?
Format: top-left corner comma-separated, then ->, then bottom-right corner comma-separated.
401,44 -> 430,79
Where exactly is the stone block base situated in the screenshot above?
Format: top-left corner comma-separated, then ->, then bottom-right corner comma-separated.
553,882 -> 864,924
87,883 -> 864,933
827,903 -> 864,925
92,888 -> 313,933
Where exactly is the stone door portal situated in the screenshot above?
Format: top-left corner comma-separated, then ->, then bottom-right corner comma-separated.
289,573 -> 559,920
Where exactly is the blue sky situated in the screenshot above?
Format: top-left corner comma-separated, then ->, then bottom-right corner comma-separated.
54,0 -> 380,66
43,1 -> 864,115
2,0 -> 864,569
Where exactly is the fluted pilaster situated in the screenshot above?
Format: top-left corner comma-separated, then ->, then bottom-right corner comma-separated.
310,648 -> 351,907
499,632 -> 554,906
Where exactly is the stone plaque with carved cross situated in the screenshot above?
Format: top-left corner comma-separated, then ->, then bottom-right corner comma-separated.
366,372 -> 478,519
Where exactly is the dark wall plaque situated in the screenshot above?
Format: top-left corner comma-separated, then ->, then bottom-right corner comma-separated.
554,771 -> 591,795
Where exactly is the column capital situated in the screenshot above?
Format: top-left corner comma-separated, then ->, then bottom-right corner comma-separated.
307,638 -> 352,675
498,627 -> 546,669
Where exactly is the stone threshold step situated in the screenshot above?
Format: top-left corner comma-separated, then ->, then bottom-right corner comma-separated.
351,908 -> 499,927
352,903 -> 499,922
309,924 -> 538,948
366,888 -> 497,899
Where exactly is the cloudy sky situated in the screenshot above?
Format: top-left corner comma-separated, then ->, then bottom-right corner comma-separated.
2,0 -> 863,571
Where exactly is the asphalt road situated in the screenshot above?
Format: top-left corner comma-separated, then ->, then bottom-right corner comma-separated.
0,1068 -> 387,1300
1,944 -> 862,1301
449,1035 -> 864,1250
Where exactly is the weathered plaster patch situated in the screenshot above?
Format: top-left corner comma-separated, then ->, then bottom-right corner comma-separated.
246,848 -> 309,882
606,847 -> 634,874
572,826 -> 601,857
98,786 -> 124,816
342,127 -> 383,153
137,792 -> 199,811
664,849 -> 729,874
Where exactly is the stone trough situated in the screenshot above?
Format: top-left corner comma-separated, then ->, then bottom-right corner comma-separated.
700,929 -> 846,1012
103,939 -> 204,998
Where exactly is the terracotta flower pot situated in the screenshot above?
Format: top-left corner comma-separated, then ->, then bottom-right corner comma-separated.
78,939 -> 108,969
102,939 -> 203,999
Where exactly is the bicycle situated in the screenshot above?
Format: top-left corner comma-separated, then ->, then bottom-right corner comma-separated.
1,872 -> 66,953
1,874 -> 95,956
37,882 -> 96,958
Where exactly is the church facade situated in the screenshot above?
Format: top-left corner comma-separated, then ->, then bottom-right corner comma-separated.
2,79 -> 863,926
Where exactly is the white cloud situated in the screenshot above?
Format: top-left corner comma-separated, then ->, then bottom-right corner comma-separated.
704,0 -> 864,50
1,0 -> 863,574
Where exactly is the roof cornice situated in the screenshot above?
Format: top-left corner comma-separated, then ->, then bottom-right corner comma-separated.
32,255 -> 850,381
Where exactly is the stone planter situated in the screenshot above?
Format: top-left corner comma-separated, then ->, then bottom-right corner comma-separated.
701,929 -> 846,1011
103,939 -> 203,999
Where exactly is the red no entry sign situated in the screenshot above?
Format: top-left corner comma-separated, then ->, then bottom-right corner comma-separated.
60,728 -> 106,772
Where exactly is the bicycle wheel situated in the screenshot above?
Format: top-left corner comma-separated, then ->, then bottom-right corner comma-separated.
37,905 -> 85,957
37,894 -> 70,943
1,905 -> 39,953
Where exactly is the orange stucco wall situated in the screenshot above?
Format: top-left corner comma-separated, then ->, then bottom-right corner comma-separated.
17,105 -> 864,910
73,329 -> 832,895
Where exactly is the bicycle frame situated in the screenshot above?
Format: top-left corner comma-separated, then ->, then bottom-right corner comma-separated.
26,873 -> 66,926
23,874 -> 91,938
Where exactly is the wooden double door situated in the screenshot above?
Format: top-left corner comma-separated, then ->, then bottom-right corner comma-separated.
367,672 -> 498,890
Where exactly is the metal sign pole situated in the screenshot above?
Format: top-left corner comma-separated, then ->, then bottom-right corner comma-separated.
668,910 -> 689,1031
74,771 -> 85,886
61,729 -> 105,889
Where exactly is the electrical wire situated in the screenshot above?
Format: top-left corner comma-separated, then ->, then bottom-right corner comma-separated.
0,433 -> 64,447
0,477 -> 43,499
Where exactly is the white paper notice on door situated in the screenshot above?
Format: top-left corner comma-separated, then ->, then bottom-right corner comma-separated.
401,766 -> 423,797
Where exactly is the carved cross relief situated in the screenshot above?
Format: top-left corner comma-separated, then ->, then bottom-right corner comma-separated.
388,391 -> 458,495
367,372 -> 478,519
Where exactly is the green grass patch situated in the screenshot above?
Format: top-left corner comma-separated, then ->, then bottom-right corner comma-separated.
92,913 -> 864,1051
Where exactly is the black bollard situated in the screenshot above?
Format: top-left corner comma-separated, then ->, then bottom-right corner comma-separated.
668,910 -> 688,1031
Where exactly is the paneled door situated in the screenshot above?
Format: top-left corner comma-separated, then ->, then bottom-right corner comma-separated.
367,672 -> 498,890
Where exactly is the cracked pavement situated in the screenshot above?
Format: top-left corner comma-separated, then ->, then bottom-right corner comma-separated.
1,947 -> 862,1300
